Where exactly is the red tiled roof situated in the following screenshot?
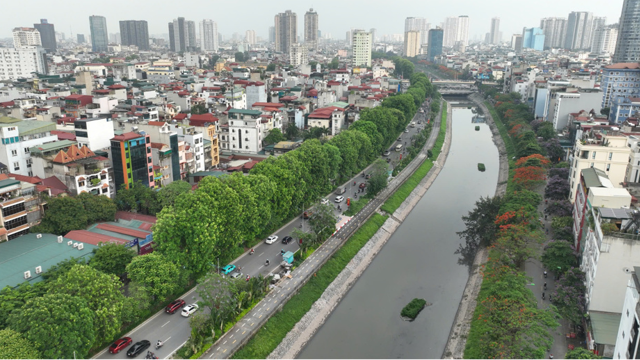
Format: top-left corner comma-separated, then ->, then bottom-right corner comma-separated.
605,63 -> 640,70
112,132 -> 147,142
96,223 -> 151,238
64,230 -> 129,246
8,173 -> 42,184
108,84 -> 126,90
40,176 -> 68,191
51,130 -> 76,141
148,121 -> 166,126
173,113 -> 188,120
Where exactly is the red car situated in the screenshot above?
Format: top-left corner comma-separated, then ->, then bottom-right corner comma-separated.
165,299 -> 186,314
108,337 -> 132,354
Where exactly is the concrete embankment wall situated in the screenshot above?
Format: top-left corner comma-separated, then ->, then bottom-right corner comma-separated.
269,102 -> 454,359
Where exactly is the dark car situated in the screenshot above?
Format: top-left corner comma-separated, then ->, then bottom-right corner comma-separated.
109,337 -> 132,354
282,236 -> 293,244
126,340 -> 150,357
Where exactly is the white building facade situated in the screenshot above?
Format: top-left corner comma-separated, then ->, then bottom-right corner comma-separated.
0,47 -> 47,80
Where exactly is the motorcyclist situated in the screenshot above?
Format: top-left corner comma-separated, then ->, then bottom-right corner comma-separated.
265,259 -> 270,266
250,248 -> 254,254
156,340 -> 163,348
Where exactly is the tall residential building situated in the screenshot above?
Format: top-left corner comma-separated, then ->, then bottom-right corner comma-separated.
187,21 -> 196,50
77,34 -> 85,44
614,0 -> 640,63
405,17 -> 429,44
370,28 -> 377,43
169,17 -> 189,52
427,28 -> 444,61
289,43 -> 308,66
352,29 -> 372,67
522,27 -> 545,51
404,30 -> 421,57
275,10 -> 297,53
600,62 -> 640,110
0,46 -> 49,80
540,17 -> 567,49
269,26 -> 275,43
119,20 -> 149,50
304,8 -> 318,51
89,15 -> 108,52
199,20 -> 218,52
245,30 -> 257,45
591,25 -> 618,54
457,16 -> 470,47
110,132 -> 154,190
564,11 -> 594,50
490,17 -> 501,44
443,17 -> 458,47
33,19 -> 56,52
511,34 -> 524,53
12,28 -> 41,48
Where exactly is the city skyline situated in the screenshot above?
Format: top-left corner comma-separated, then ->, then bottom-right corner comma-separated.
0,0 -> 622,43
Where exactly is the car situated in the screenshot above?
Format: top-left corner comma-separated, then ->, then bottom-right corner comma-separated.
383,150 -> 391,157
109,337 -> 132,354
282,236 -> 293,244
303,211 -> 313,219
335,196 -> 344,203
221,264 -> 236,274
359,183 -> 366,189
265,235 -> 279,244
165,299 -> 186,314
229,270 -> 243,279
181,303 -> 199,317
321,198 -> 329,205
126,340 -> 150,357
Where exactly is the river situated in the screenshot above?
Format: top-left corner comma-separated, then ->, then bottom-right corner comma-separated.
297,106 -> 499,359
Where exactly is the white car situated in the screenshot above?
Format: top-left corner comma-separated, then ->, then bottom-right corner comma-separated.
181,304 -> 199,317
335,196 -> 344,203
321,198 -> 329,205
265,235 -> 279,244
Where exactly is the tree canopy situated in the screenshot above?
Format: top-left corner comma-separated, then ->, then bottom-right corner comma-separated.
89,243 -> 136,276
0,329 -> 41,359
8,293 -> 95,359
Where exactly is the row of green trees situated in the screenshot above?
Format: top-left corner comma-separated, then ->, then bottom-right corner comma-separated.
153,71 -> 436,278
0,242 -> 189,358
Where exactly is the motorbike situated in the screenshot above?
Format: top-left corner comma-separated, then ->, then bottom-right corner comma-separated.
155,341 -> 163,350
544,271 -> 548,278
265,260 -> 270,266
146,351 -> 159,359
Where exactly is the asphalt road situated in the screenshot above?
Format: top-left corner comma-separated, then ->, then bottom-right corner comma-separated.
93,102 -> 433,360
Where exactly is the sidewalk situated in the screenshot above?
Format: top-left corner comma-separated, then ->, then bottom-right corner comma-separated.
525,184 -> 570,359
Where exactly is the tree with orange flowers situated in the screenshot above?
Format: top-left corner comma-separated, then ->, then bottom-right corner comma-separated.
513,166 -> 546,188
515,154 -> 550,169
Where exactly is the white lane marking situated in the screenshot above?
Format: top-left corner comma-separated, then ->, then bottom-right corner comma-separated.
235,328 -> 239,333
161,321 -> 170,327
223,340 -> 227,345
164,336 -> 171,342
258,252 -> 264,256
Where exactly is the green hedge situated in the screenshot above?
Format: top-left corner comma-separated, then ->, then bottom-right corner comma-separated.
381,103 -> 447,214
484,101 -> 516,191
232,214 -> 388,359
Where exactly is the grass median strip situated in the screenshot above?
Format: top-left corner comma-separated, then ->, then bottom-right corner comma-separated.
232,213 -> 388,359
381,103 -> 448,214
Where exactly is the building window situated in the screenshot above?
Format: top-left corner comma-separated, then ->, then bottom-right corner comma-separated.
627,309 -> 630,317
607,164 -> 611,171
102,187 -> 108,194
13,162 -> 19,171
592,151 -> 596,159
11,149 -> 17,156
609,152 -> 613,160
24,148 -> 29,154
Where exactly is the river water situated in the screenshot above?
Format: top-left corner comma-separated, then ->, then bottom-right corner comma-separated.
298,106 -> 499,359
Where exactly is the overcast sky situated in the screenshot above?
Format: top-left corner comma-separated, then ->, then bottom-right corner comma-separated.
4,0 -> 624,41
